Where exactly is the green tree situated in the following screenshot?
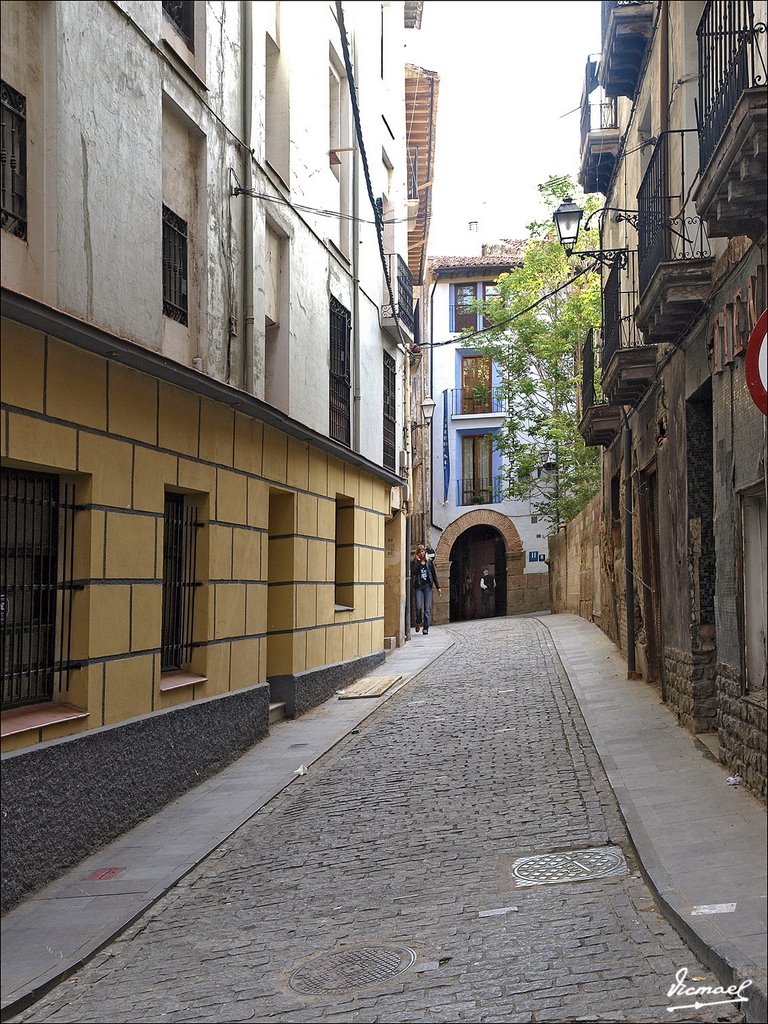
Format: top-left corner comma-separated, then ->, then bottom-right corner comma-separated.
472,177 -> 603,532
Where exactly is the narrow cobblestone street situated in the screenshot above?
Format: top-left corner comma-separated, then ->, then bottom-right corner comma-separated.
14,619 -> 744,1024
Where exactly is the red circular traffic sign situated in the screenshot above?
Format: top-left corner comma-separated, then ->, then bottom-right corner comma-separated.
745,308 -> 767,416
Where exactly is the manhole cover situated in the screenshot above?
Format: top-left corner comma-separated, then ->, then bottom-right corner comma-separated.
510,846 -> 628,886
289,945 -> 416,994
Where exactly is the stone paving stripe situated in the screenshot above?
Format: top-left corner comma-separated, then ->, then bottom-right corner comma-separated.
691,904 -> 738,916
478,906 -> 519,917
338,675 -> 402,698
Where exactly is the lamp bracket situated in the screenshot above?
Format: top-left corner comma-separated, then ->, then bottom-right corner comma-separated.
570,248 -> 629,269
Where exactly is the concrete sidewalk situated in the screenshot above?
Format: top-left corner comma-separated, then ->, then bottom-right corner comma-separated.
541,613 -> 767,1024
0,629 -> 453,1021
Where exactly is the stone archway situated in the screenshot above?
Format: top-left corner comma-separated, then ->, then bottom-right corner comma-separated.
431,510 -> 526,625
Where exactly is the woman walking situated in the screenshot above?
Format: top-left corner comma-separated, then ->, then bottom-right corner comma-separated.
411,545 -> 441,635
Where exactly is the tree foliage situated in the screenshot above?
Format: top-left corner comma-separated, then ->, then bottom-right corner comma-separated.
472,176 -> 604,531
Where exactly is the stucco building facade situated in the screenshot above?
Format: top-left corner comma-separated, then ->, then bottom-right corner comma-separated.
423,244 -> 551,626
0,0 -> 427,907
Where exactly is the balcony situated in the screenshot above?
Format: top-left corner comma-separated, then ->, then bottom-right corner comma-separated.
601,254 -> 658,406
451,386 -> 506,416
694,0 -> 768,239
578,60 -> 620,195
636,131 -> 714,343
381,253 -> 415,341
457,477 -> 504,506
579,329 -> 621,447
600,0 -> 655,99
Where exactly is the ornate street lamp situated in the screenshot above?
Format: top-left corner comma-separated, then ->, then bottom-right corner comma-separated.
552,197 -> 584,255
552,197 -> 629,268
421,395 -> 436,426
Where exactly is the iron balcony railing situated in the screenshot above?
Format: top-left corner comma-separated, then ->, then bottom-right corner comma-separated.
383,253 -> 415,334
451,386 -> 506,415
637,130 -> 711,297
697,0 -> 767,174
581,328 -> 597,415
1,469 -> 79,711
602,249 -> 642,367
457,477 -> 504,506
580,96 -> 618,152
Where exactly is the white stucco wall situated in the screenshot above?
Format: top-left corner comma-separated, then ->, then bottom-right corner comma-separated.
2,0 -> 412,474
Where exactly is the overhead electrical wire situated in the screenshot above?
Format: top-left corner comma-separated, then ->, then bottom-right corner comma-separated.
232,185 -> 412,226
423,259 -> 599,348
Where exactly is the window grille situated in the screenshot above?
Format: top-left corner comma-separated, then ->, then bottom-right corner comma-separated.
383,351 -> 396,471
1,469 -> 78,710
329,296 -> 351,447
1,80 -> 27,240
162,0 -> 195,51
161,494 -> 200,672
162,204 -> 188,326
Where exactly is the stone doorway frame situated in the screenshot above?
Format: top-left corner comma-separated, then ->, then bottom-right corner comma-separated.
431,509 -> 525,625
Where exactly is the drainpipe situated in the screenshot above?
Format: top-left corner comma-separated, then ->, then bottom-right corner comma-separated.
428,277 -> 439,537
660,0 -> 669,132
352,35 -> 361,451
241,0 -> 255,393
624,423 -> 636,675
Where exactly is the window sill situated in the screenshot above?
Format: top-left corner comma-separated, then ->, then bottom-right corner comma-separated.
1,703 -> 89,738
334,604 -> 354,613
160,38 -> 208,92
160,670 -> 207,693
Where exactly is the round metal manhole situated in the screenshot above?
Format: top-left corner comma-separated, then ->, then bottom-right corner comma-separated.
511,846 -> 628,886
289,945 -> 417,994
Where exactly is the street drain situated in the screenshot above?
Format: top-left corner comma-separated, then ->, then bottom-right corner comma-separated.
288,945 -> 416,994
510,846 -> 628,887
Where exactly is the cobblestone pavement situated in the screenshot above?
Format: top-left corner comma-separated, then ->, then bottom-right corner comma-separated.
14,618 -> 744,1023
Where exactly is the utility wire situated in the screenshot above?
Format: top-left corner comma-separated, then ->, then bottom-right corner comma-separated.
423,259 -> 599,348
233,185 -> 412,226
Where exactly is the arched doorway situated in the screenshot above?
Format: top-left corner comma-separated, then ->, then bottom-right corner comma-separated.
430,509 -> 526,626
449,524 -> 507,621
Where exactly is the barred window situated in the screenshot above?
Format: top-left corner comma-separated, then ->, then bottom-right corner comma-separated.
162,0 -> 195,51
383,351 -> 396,471
160,494 -> 200,672
1,469 -> 77,710
1,80 -> 27,241
329,296 -> 351,446
162,204 -> 188,326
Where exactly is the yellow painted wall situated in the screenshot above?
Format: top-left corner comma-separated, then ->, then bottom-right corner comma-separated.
0,320 -> 389,750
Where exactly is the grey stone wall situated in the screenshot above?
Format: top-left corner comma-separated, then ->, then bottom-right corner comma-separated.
1,683 -> 270,912
270,651 -> 386,718
662,645 -> 717,733
717,662 -> 768,801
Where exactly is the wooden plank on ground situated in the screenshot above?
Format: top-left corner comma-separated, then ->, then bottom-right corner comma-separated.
338,675 -> 402,699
